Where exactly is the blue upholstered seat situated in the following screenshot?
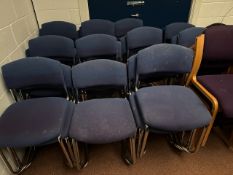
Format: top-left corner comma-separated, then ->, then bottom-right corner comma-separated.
127,43 -> 211,153
69,98 -> 137,144
132,86 -> 211,131
0,97 -> 74,148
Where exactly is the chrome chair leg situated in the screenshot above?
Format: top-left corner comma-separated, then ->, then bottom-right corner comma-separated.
129,137 -> 136,164
58,137 -> 73,168
71,139 -> 81,169
71,139 -> 88,169
169,127 -> 207,153
139,127 -> 149,158
122,136 -> 136,165
136,128 -> 144,158
0,147 -> 35,174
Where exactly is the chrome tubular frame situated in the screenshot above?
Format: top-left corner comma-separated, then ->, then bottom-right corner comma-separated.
0,147 -> 35,174
58,137 -> 88,169
122,136 -> 137,165
168,127 -> 207,153
138,126 -> 149,158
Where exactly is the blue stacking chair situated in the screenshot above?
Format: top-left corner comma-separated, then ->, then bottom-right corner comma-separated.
75,34 -> 122,62
58,59 -> 137,169
0,97 -> 74,173
128,44 -> 212,157
2,57 -> 72,100
39,21 -> 77,40
79,19 -> 115,37
28,36 -> 76,65
115,18 -> 143,38
164,22 -> 195,43
126,26 -> 163,57
176,27 -> 205,47
115,18 -> 143,59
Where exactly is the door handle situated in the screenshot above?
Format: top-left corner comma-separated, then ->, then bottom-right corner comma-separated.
131,13 -> 140,17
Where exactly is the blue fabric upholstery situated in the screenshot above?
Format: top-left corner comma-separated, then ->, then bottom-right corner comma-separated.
72,59 -> 127,89
80,19 -> 115,37
39,21 -> 77,40
164,22 -> 195,43
75,34 -> 119,61
116,41 -> 122,61
2,57 -> 66,91
127,27 -> 163,51
134,86 -> 211,131
136,44 -> 194,78
0,97 -> 74,148
28,35 -> 76,63
171,35 -> 178,44
115,18 -> 143,38
119,36 -> 127,56
177,27 -> 205,47
61,64 -> 73,88
128,93 -> 145,128
69,98 -> 137,144
127,55 -> 137,89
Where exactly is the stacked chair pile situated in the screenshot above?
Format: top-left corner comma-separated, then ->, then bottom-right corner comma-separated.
0,18 -> 232,174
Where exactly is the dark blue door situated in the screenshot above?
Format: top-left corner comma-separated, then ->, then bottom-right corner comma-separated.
88,0 -> 192,28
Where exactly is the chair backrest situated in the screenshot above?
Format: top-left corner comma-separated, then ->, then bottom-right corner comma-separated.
72,59 -> 127,91
206,23 -> 226,28
200,25 -> 233,75
39,21 -> 77,40
76,34 -> 120,62
126,26 -> 163,56
164,22 -> 195,43
135,44 -> 194,85
80,19 -> 115,37
115,18 -> 143,38
177,27 -> 205,47
2,57 -> 69,99
28,35 -> 76,64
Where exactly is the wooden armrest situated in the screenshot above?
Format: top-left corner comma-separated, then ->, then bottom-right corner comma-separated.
191,76 -> 219,146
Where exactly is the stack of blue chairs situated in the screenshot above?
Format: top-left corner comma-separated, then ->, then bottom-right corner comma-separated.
0,18 -> 232,174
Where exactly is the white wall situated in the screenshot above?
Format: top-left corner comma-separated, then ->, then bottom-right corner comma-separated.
0,0 -> 38,115
189,0 -> 233,26
0,0 -> 39,174
32,0 -> 90,27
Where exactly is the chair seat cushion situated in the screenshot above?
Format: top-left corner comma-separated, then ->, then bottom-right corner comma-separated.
198,74 -> 233,118
134,86 -> 211,131
69,98 -> 137,144
0,97 -> 74,148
